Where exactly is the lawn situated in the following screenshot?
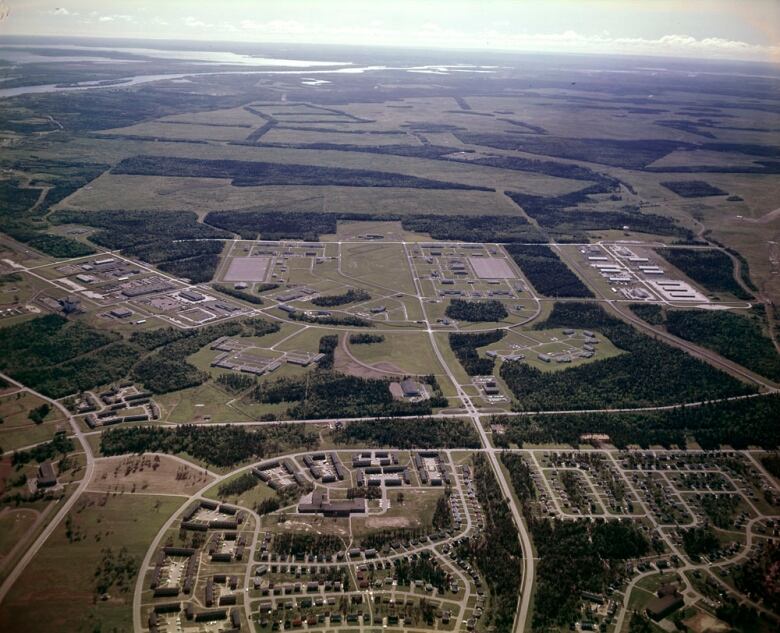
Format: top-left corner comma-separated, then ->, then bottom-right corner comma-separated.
345,332 -> 445,376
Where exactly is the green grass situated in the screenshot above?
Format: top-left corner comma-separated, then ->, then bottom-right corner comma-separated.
345,331 -> 445,376
341,242 -> 417,295
0,492 -> 182,633
156,382 -> 252,423
0,391 -> 67,452
0,508 -> 39,558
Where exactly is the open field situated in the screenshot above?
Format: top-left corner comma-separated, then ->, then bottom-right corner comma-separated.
340,332 -> 446,377
62,173 -> 523,216
0,391 -> 68,452
0,508 -> 39,560
0,493 -> 182,633
88,454 -> 215,496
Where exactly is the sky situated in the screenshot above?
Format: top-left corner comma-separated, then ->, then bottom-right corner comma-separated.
1,0 -> 779,63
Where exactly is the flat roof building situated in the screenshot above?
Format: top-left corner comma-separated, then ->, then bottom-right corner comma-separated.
400,378 -> 421,398
37,461 -> 57,488
180,290 -> 205,302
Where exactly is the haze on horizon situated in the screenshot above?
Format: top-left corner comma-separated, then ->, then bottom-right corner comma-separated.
1,0 -> 779,64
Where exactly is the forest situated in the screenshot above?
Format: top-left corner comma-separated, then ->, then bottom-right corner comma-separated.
506,188 -> 688,240
504,244 -> 593,297
492,394 -> 780,449
400,214 -> 544,243
657,247 -> 751,299
100,423 -> 318,467
332,417 -> 480,449
500,302 -> 754,411
0,160 -> 106,257
52,209 -> 230,282
448,330 -> 505,376
663,309 -> 780,381
0,315 -> 139,398
445,299 -> 508,322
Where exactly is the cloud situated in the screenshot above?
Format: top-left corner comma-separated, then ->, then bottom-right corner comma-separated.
184,16 -> 212,29
98,14 -> 134,23
50,8 -> 72,16
199,18 -> 775,61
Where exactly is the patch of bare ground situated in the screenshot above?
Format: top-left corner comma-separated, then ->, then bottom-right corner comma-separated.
364,516 -> 411,529
89,454 -> 214,496
274,517 -> 351,539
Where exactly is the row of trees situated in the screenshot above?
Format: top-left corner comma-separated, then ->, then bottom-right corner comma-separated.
333,417 -> 480,449
100,424 -> 318,467
311,289 -> 370,307
216,472 -> 258,498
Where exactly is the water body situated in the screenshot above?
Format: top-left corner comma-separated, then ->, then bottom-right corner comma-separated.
0,44 -> 350,67
0,58 -> 495,99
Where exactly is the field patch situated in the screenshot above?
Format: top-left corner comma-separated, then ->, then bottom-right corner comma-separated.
112,155 -> 491,190
454,132 -> 685,168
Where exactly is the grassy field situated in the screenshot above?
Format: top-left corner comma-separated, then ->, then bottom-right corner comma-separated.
88,454 -> 215,496
61,173 -> 522,216
341,242 -> 417,295
343,332 -> 442,374
351,488 -> 443,538
0,508 -> 40,559
0,492 -> 182,633
156,381 -> 253,423
0,391 -> 68,452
